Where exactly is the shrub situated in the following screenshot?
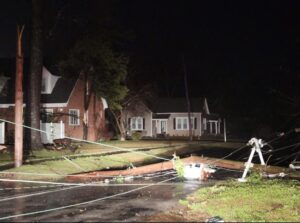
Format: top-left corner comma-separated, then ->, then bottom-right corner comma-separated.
131,131 -> 142,140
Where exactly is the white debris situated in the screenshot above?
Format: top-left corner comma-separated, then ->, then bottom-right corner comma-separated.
183,163 -> 216,181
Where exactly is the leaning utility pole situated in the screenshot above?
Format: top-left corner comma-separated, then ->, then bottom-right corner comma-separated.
14,25 -> 25,167
182,55 -> 193,141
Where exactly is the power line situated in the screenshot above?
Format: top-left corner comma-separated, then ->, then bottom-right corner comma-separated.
0,118 -> 170,161
0,185 -> 82,203
0,176 -> 178,220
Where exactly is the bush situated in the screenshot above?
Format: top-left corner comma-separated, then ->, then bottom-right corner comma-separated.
131,131 -> 142,140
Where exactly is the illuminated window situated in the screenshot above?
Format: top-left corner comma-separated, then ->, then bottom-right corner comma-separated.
131,117 -> 143,130
176,117 -> 195,130
69,109 -> 80,126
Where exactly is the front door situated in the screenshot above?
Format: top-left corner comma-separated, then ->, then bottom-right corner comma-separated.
160,120 -> 167,134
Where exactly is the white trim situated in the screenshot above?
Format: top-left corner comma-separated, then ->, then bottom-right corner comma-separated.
0,76 -> 77,109
0,104 -> 16,108
150,112 -> 153,137
160,120 -> 167,134
175,117 -> 195,130
130,117 -> 144,131
0,103 -> 68,108
0,122 -> 5,144
204,98 -> 210,114
199,113 -> 202,136
69,109 -> 80,126
101,97 -> 108,110
41,103 -> 68,108
41,67 -> 61,94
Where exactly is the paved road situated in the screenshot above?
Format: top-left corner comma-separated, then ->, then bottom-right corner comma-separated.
0,172 -> 200,222
0,169 -> 241,222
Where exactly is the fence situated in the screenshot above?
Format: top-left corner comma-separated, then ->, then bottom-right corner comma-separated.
40,121 -> 64,144
0,122 -> 4,144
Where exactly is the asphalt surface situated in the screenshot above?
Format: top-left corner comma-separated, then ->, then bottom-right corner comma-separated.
0,169 -> 241,222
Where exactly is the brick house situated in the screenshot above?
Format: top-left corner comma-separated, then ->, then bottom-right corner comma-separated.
0,66 -> 108,144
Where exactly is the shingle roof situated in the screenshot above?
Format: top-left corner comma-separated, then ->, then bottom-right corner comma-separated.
151,97 -> 205,113
0,59 -> 77,106
152,113 -> 171,119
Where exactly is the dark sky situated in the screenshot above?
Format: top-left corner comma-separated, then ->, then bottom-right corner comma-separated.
0,0 -> 299,130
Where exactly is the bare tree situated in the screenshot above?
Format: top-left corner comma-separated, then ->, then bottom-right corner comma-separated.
14,25 -> 25,167
182,55 -> 193,141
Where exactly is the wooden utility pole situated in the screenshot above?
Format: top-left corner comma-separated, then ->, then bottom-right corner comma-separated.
15,25 -> 25,167
182,55 -> 193,141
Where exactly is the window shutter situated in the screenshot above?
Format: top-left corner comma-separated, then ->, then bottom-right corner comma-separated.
194,118 -> 197,129
128,118 -> 131,130
173,118 -> 176,130
143,118 -> 145,130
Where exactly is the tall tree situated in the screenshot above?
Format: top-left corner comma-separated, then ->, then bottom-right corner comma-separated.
108,84 -> 155,140
60,33 -> 128,140
27,0 -> 44,150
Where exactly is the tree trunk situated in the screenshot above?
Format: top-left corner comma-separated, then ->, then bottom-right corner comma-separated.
182,55 -> 193,141
83,72 -> 93,140
110,109 -> 126,140
27,0 -> 44,150
14,25 -> 24,167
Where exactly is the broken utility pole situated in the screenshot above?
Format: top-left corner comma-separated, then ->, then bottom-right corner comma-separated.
14,25 -> 25,168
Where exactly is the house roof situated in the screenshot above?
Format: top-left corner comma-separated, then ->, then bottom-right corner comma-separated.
152,113 -> 171,119
0,59 -> 77,107
151,97 -> 205,113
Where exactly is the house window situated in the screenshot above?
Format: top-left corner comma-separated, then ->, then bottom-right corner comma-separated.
131,117 -> 143,130
176,117 -> 195,130
69,109 -> 80,126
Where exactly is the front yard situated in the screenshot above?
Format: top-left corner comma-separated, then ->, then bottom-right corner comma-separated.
0,140 -> 244,181
178,174 -> 300,222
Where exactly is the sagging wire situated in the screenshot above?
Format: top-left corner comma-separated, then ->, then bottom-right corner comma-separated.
235,128 -> 299,163
0,185 -> 82,203
206,144 -> 250,168
272,150 -> 300,166
0,118 -> 170,162
0,184 -> 63,191
0,171 -> 177,203
214,166 -> 243,173
0,175 -> 178,220
0,170 -> 177,187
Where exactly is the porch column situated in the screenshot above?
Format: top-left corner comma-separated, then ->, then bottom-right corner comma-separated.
199,113 -> 202,136
209,122 -> 212,134
215,121 -> 218,135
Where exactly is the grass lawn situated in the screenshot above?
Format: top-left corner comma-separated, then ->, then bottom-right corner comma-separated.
0,140 -> 244,181
180,174 -> 300,222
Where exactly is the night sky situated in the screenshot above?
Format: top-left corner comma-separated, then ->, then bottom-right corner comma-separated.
0,0 -> 300,133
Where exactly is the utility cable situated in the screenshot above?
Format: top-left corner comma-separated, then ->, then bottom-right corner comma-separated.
0,118 -> 170,161
0,176 -> 178,220
0,185 -> 82,203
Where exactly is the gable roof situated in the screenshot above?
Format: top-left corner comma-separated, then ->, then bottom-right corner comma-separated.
0,60 -> 77,107
151,97 -> 206,113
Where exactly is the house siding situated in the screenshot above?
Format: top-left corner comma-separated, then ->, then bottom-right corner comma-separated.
123,101 -> 152,137
164,112 -> 202,137
0,76 -> 107,143
54,77 -> 107,141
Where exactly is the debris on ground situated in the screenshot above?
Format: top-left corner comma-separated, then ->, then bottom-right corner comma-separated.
206,216 -> 224,222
